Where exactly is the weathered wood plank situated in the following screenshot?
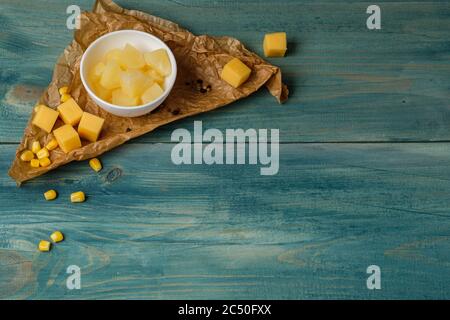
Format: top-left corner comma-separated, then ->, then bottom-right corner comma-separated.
1,1 -> 449,143
1,142 -> 449,299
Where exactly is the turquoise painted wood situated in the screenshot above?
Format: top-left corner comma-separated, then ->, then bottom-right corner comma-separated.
1,0 -> 450,299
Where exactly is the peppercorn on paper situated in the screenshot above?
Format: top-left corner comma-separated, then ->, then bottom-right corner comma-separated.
9,0 -> 288,184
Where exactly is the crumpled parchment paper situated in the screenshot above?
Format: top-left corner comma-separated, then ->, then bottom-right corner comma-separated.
9,0 -> 288,184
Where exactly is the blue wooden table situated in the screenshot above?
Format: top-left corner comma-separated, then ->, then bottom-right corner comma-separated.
1,0 -> 449,299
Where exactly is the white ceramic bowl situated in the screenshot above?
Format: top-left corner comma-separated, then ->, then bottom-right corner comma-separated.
80,30 -> 177,117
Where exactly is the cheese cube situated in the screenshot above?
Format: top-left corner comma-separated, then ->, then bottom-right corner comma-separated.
32,105 -> 59,133
77,112 -> 105,142
53,124 -> 82,153
57,98 -> 84,126
220,58 -> 251,88
263,32 -> 287,57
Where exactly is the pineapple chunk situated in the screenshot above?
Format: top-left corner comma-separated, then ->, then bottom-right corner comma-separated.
120,69 -> 152,97
91,81 -> 112,102
100,60 -> 121,90
141,83 -> 164,104
112,89 -> 140,106
89,62 -> 106,84
90,45 -> 170,106
120,44 -> 146,69
93,61 -> 106,77
144,49 -> 172,76
146,69 -> 165,87
106,48 -> 122,63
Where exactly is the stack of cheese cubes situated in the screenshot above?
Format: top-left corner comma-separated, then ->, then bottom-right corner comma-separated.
22,88 -> 105,168
88,43 -> 172,107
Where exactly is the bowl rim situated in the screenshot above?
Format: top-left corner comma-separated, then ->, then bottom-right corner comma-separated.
80,29 -> 177,110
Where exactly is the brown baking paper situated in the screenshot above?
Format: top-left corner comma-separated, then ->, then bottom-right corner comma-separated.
9,0 -> 289,184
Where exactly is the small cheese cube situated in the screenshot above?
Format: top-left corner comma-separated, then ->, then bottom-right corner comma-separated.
34,104 -> 46,113
77,112 -> 105,142
32,105 -> 59,133
141,83 -> 164,104
263,32 -> 287,57
53,124 -> 82,153
57,98 -> 84,126
220,58 -> 251,88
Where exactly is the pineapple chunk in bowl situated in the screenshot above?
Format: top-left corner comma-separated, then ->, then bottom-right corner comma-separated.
80,30 -> 177,117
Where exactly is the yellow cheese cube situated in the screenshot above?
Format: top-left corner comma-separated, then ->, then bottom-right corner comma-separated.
34,104 -> 46,113
220,58 -> 252,88
32,105 -> 59,133
57,98 -> 84,126
77,112 -> 105,142
53,124 -> 82,153
263,32 -> 287,57
60,94 -> 71,103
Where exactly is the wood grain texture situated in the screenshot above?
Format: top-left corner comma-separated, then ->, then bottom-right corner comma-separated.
0,0 -> 449,142
1,0 -> 450,299
1,143 -> 450,299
